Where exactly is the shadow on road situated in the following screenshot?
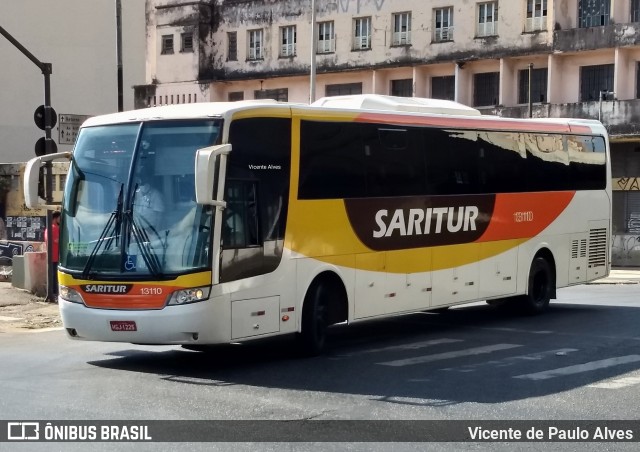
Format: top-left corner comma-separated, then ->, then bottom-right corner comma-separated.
88,301 -> 640,405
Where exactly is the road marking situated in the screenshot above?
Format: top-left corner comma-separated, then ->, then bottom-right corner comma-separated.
588,375 -> 640,389
441,348 -> 579,372
336,338 -> 463,358
480,327 -> 553,335
377,344 -> 522,367
514,355 -> 640,381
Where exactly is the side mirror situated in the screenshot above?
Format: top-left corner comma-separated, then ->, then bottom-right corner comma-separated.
24,152 -> 72,209
194,144 -> 231,206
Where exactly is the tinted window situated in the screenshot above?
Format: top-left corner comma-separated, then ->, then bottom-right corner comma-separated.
567,135 -> 607,190
299,121 -> 426,199
299,120 -> 606,199
227,118 -> 291,243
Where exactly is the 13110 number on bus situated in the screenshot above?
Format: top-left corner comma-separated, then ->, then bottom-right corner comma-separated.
513,211 -> 534,223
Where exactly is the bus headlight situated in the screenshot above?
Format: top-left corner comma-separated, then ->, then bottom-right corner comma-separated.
59,285 -> 85,304
167,286 -> 211,306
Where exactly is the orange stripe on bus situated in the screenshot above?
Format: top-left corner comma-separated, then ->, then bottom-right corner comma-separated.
478,192 -> 576,242
77,287 -> 176,310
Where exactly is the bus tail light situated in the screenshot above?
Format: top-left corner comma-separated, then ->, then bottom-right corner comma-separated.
167,286 -> 211,306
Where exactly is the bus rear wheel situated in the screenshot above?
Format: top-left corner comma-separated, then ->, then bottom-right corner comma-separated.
297,282 -> 330,357
518,256 -> 553,315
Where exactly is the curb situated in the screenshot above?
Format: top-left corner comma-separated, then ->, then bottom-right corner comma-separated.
587,280 -> 640,285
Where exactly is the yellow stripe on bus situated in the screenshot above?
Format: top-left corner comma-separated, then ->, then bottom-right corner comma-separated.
58,271 -> 212,287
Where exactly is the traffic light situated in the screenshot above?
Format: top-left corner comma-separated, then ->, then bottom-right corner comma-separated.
34,105 -> 57,131
34,104 -> 58,156
34,137 -> 58,156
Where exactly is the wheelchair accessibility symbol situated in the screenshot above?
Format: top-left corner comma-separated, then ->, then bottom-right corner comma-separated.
124,254 -> 137,271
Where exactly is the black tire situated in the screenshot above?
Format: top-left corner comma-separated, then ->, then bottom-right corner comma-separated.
297,282 -> 330,357
518,256 -> 553,315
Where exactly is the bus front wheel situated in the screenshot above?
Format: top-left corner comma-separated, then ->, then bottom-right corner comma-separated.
519,256 -> 553,315
297,282 -> 330,356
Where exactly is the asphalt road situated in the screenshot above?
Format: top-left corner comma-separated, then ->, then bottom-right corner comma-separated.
1,284 -> 640,451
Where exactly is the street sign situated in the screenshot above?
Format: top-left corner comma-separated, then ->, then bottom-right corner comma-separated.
58,113 -> 91,145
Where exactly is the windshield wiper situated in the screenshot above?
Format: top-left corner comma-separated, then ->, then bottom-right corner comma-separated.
126,183 -> 163,278
81,184 -> 123,279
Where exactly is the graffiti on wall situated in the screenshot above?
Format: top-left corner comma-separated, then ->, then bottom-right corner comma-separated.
336,0 -> 386,14
613,177 -> 640,191
0,241 -> 35,264
612,234 -> 640,266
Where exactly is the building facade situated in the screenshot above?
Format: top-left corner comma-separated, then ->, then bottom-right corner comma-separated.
136,0 -> 640,266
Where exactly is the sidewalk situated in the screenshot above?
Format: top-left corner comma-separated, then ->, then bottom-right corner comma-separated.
591,267 -> 640,284
0,281 -> 60,332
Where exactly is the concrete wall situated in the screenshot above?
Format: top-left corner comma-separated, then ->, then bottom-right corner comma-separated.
11,251 -> 46,296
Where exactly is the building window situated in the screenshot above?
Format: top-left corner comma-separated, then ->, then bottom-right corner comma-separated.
434,7 -> 454,42
317,21 -> 335,53
391,79 -> 413,97
473,72 -> 500,106
181,32 -> 193,52
392,12 -> 411,45
229,92 -> 244,101
248,29 -> 263,60
477,2 -> 497,37
633,0 -> 640,22
280,26 -> 296,57
228,32 -> 237,61
518,67 -> 548,104
431,75 -> 455,100
255,88 -> 288,102
580,64 -> 614,101
325,83 -> 363,96
353,17 -> 371,50
526,0 -> 547,31
161,34 -> 174,54
578,0 -> 610,28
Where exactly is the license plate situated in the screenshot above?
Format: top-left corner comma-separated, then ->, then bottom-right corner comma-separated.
110,320 -> 137,332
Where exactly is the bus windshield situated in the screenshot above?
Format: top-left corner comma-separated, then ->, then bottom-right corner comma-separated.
61,119 -> 221,278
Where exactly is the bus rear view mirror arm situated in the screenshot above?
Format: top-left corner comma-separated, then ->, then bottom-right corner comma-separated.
24,151 -> 72,210
194,144 -> 231,206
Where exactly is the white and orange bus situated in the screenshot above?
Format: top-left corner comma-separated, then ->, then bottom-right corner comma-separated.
24,95 -> 611,355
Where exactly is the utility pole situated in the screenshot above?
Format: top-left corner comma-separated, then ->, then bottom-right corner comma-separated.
0,24 -> 57,302
528,63 -> 533,118
116,0 -> 124,112
309,0 -> 317,104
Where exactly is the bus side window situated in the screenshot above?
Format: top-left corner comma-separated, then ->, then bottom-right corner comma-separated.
223,179 -> 259,248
